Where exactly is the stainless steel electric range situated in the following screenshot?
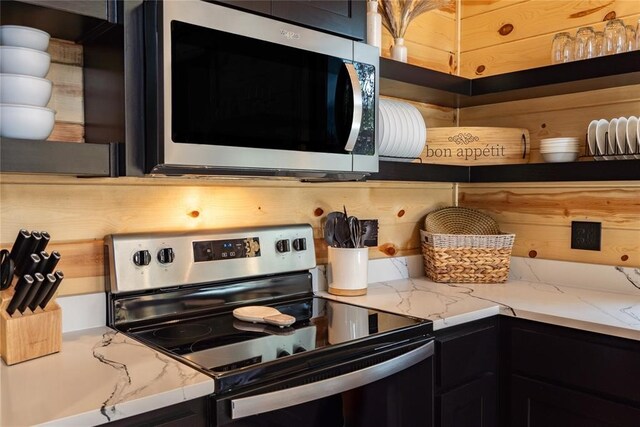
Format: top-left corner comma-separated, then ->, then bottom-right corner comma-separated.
106,224 -> 434,427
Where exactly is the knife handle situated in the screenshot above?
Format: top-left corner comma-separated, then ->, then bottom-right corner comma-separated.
34,231 -> 50,253
6,275 -> 34,316
9,229 -> 31,274
0,249 -> 14,290
30,273 -> 56,311
18,272 -> 44,313
14,232 -> 41,276
37,252 -> 50,274
21,253 -> 41,277
42,251 -> 61,275
39,271 -> 63,310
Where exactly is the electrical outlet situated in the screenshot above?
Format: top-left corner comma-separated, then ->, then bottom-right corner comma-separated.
571,221 -> 601,251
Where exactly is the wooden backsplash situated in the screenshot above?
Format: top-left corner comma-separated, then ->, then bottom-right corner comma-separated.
0,175 -> 454,296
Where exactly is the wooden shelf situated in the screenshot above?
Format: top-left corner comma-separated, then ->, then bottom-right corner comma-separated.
0,139 -> 118,177
371,160 -> 640,183
380,51 -> 640,107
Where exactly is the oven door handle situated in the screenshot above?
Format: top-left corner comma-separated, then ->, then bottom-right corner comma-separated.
230,340 -> 434,420
343,62 -> 363,153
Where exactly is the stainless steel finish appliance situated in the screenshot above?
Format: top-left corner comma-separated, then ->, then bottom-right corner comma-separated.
144,1 -> 378,180
106,224 -> 433,426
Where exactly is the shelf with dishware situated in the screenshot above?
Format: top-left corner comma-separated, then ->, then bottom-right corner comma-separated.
380,50 -> 640,108
0,0 -> 124,177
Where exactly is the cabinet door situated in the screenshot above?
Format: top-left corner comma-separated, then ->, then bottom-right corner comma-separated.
510,375 -> 640,427
213,0 -> 271,15
438,374 -> 497,427
271,1 -> 366,40
19,0 -> 118,22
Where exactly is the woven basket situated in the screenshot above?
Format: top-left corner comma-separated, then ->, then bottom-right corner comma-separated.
424,206 -> 501,235
420,230 -> 515,283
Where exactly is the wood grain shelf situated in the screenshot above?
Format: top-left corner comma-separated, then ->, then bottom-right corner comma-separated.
380,51 -> 640,108
371,160 -> 640,183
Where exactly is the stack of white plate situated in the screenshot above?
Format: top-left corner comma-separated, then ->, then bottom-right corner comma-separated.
540,137 -> 580,162
379,98 -> 426,161
0,25 -> 55,140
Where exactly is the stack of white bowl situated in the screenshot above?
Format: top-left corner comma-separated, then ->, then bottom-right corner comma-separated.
0,25 -> 55,140
378,98 -> 426,161
540,137 -> 580,162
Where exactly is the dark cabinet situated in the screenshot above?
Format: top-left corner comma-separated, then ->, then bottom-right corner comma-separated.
434,317 -> 499,427
214,0 -> 366,40
16,0 -> 118,23
503,318 -> 640,426
107,397 -> 209,427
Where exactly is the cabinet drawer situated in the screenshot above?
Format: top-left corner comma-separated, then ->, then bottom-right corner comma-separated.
436,318 -> 498,390
509,320 -> 640,404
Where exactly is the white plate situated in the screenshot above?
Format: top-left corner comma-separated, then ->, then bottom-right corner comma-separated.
378,101 -> 389,155
386,101 -> 403,157
595,119 -> 608,156
380,100 -> 393,156
402,102 -> 425,158
615,117 -> 628,156
627,115 -> 638,156
607,118 -> 617,155
587,120 -> 598,155
395,102 -> 414,158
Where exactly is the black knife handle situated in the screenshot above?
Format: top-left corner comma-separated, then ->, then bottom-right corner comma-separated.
30,273 -> 56,311
43,251 -> 61,275
6,274 -> 34,316
9,229 -> 31,274
37,252 -> 50,274
35,231 -> 50,253
18,272 -> 44,313
15,232 -> 41,276
40,271 -> 63,310
22,253 -> 41,277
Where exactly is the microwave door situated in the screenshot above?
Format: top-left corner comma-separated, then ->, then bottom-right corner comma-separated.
342,63 -> 363,153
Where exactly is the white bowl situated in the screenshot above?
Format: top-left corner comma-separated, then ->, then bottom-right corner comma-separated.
0,74 -> 52,106
0,103 -> 55,140
0,46 -> 50,78
542,151 -> 579,163
0,25 -> 50,51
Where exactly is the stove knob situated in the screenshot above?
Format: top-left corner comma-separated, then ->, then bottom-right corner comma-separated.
292,238 -> 307,251
132,250 -> 151,266
275,239 -> 290,253
157,247 -> 175,264
277,349 -> 290,358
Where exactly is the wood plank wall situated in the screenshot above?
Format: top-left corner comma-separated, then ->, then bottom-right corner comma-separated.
380,2 -> 457,74
459,0 -> 640,77
0,175 -> 454,296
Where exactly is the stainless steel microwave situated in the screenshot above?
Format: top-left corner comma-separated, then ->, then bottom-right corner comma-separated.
144,0 -> 378,179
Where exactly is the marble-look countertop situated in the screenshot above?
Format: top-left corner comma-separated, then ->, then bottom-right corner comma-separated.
318,277 -> 640,341
0,327 -> 214,427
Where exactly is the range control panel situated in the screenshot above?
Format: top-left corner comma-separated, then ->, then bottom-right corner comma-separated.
193,237 -> 261,262
106,224 -> 316,293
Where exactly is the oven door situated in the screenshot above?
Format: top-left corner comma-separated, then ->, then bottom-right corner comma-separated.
212,339 -> 434,427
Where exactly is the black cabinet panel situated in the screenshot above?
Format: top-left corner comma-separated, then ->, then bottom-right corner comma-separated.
510,375 -> 640,427
212,0 -> 271,15
438,374 -> 497,427
107,397 -> 209,427
436,317 -> 498,390
508,318 -> 640,404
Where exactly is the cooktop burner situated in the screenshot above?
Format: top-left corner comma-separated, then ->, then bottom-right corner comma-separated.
153,324 -> 213,341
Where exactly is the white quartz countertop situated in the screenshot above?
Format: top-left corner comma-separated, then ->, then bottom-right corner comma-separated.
318,277 -> 640,341
0,327 -> 214,427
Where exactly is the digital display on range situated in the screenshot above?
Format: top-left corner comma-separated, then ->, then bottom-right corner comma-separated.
193,237 -> 260,262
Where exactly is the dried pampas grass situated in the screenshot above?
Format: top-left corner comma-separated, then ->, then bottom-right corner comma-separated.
378,0 -> 452,39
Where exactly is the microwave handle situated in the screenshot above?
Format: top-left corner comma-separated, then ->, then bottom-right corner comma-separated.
343,62 -> 363,152
230,340 -> 434,420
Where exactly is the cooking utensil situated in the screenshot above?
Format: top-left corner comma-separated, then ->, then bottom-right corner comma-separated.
39,270 -> 63,309
35,231 -> 50,253
348,216 -> 362,248
18,272 -> 44,313
9,229 -> 31,274
43,250 -> 61,275
324,212 -> 343,247
6,274 -> 34,315
334,214 -> 351,248
22,253 -> 41,277
232,306 -> 296,328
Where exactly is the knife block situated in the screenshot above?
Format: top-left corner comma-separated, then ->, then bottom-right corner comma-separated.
0,292 -> 62,365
